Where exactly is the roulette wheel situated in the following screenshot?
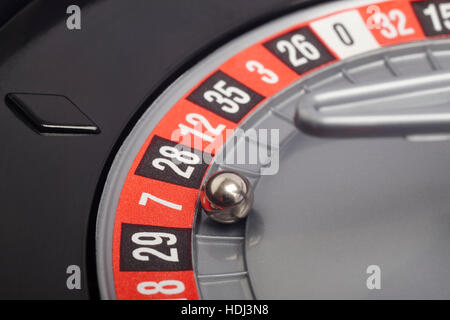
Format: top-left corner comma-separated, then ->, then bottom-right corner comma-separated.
1,0 -> 450,300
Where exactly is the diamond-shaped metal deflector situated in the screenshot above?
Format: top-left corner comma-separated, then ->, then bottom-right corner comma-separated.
6,93 -> 99,134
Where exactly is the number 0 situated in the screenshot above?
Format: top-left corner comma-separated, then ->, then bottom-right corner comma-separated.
333,23 -> 354,46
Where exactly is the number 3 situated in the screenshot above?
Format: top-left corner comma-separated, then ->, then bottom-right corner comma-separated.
246,60 -> 279,84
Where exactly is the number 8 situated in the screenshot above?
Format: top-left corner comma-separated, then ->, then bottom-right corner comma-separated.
137,280 -> 185,295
